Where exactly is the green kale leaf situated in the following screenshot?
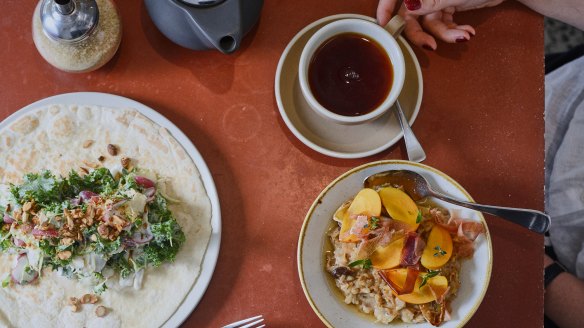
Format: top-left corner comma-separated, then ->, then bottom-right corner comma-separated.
94,237 -> 122,256
144,220 -> 185,267
68,168 -> 117,195
150,220 -> 185,246
0,235 -> 11,252
118,171 -> 139,192
143,241 -> 181,267
147,195 -> 173,224
108,253 -> 133,279
11,171 -> 66,205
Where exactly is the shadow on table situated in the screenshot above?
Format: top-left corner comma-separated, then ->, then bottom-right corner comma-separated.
271,92 -> 412,167
408,6 -> 497,66
139,1 -> 260,95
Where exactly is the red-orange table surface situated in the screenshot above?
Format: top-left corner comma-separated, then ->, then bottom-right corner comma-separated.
0,0 -> 543,327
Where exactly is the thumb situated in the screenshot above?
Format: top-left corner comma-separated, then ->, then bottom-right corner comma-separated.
404,0 -> 464,14
377,0 -> 399,26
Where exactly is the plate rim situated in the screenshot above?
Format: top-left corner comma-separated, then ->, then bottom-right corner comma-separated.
297,160 -> 493,327
275,14 -> 424,159
0,92 -> 221,328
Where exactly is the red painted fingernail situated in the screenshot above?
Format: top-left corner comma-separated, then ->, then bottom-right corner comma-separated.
456,37 -> 468,43
404,0 -> 422,11
422,45 -> 434,51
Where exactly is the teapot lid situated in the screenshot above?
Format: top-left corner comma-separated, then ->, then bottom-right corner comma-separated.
179,0 -> 226,7
40,0 -> 99,43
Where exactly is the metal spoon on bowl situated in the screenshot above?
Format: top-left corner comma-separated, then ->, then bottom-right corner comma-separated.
381,1 -> 426,163
393,101 -> 426,162
364,170 -> 551,234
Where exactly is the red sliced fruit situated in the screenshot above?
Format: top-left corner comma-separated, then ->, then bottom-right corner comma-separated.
31,228 -> 59,238
3,213 -> 14,224
79,190 -> 99,202
135,176 -> 155,189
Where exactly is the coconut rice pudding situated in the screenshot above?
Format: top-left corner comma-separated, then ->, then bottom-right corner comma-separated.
325,185 -> 485,326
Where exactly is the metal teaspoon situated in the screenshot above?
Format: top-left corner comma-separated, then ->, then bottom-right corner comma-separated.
393,101 -> 426,162
364,169 -> 551,234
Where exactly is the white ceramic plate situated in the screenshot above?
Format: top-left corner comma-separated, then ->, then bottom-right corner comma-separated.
298,160 -> 492,327
0,92 -> 221,328
275,14 -> 423,159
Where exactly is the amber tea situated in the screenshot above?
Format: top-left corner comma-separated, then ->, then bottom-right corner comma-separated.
307,32 -> 393,117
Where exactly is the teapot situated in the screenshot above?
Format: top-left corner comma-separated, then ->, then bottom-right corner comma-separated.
145,0 -> 263,54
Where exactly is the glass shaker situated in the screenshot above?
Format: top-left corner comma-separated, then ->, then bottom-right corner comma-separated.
32,0 -> 122,73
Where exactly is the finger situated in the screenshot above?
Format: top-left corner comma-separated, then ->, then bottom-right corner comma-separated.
441,7 -> 457,28
404,0 -> 465,15
377,0 -> 399,26
402,12 -> 438,50
421,12 -> 471,43
456,24 -> 476,36
441,7 -> 476,35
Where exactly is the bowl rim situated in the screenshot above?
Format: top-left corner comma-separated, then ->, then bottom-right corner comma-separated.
297,159 -> 493,327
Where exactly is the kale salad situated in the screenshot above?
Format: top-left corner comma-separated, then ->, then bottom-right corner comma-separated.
0,167 -> 185,293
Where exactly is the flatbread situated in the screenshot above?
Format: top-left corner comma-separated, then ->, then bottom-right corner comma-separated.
0,104 -> 212,327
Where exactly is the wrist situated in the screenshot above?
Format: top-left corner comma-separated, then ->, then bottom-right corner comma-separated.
544,254 -> 555,267
545,261 -> 567,289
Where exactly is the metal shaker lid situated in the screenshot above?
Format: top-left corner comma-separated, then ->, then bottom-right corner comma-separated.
40,0 -> 99,43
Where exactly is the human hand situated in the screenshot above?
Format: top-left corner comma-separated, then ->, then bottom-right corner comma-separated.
377,0 -> 506,50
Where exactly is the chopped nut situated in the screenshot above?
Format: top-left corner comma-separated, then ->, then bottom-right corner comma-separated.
81,294 -> 92,304
121,157 -> 130,169
90,234 -> 98,242
70,304 -> 79,313
60,230 -> 74,238
69,297 -> 80,306
102,215 -> 128,235
83,217 -> 94,227
80,167 -> 89,175
90,294 -> 99,304
83,160 -> 99,169
22,201 -> 33,212
86,205 -> 95,220
83,140 -> 94,148
57,250 -> 72,260
97,224 -> 110,238
61,238 -> 74,246
111,215 -> 125,226
98,155 -> 105,162
64,209 -> 74,227
71,209 -> 84,219
95,306 -> 107,317
107,144 -> 118,156
72,212 -> 81,220
21,211 -> 29,223
31,215 -> 40,226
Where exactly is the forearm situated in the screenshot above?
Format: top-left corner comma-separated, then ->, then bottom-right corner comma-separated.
544,255 -> 584,328
517,0 -> 584,30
